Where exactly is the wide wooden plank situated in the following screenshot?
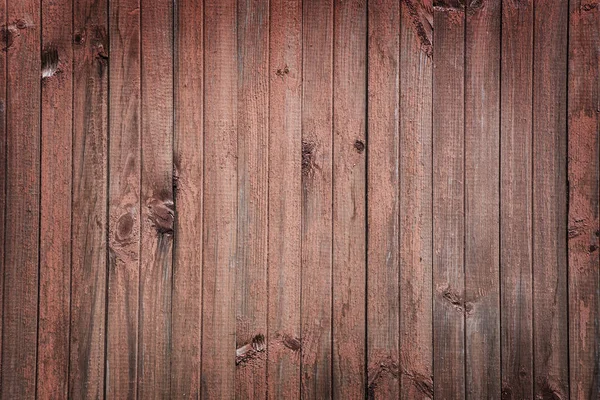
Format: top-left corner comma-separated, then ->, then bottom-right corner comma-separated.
301,0 -> 333,397
1,0 -> 41,397
332,0 -> 366,398
500,0 -> 534,398
432,1 -> 465,398
399,1 -> 433,398
201,0 -> 237,397
366,0 -> 400,397
568,1 -> 600,398
107,0 -> 141,397
171,0 -> 202,397
267,0 -> 302,398
464,1 -> 501,398
38,0 -> 73,397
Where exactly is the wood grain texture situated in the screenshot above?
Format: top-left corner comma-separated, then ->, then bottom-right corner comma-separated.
332,0 -> 367,398
568,0 -> 600,398
399,1 -> 433,399
201,0 -> 237,398
107,0 -> 140,397
171,0 -> 202,397
500,0 -> 534,398
301,0 -> 333,397
0,0 -> 5,393
366,0 -> 400,397
1,0 -> 40,398
267,0 -> 302,397
432,1 -> 465,398
38,0 -> 73,397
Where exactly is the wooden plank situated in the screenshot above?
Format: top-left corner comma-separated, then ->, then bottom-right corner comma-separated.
201,0 -> 237,397
568,0 -> 600,398
267,0 -> 302,398
332,0 -> 366,398
464,0 -> 501,398
500,0 -> 534,398
301,0 -> 333,397
366,0 -> 400,397
171,0 -> 202,397
0,0 -> 5,392
532,0 -> 569,398
70,0 -> 108,397
1,0 -> 41,397
38,0 -> 73,397
107,0 -> 140,397
399,1 -> 433,398
432,1 -> 465,398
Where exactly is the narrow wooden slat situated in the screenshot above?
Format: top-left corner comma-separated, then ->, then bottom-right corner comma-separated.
107,0 -> 141,396
0,0 -> 5,390
366,0 -> 400,397
267,0 -> 302,397
1,0 -> 40,397
171,0 -> 202,397
465,0 -> 501,398
568,1 -> 600,398
500,0 -> 534,398
399,1 -> 433,398
38,0 -> 73,397
301,0 -> 333,397
432,1 -> 465,398
332,0 -> 366,398
532,0 -> 569,397
201,0 -> 237,397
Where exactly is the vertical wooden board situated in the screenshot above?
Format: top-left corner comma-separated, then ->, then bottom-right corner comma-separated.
0,0 -> 5,390
366,0 -> 400,397
432,1 -> 465,398
500,1 -> 534,398
568,1 -> 600,398
201,0 -> 237,398
301,0 -> 333,397
70,0 -> 108,397
38,0 -> 73,397
332,0 -> 366,398
236,0 -> 269,397
267,0 -> 302,398
532,0 -> 569,398
171,0 -> 202,398
399,1 -> 433,399
107,0 -> 140,397
1,0 -> 40,398
464,1 -> 501,398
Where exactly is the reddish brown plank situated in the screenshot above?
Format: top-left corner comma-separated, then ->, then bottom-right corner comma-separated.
38,0 -> 73,397
568,1 -> 600,398
1,0 -> 41,398
367,0 -> 400,397
399,1 -> 433,399
500,0 -> 534,398
432,1 -> 465,398
107,0 -> 140,397
201,0 -> 237,397
171,0 -> 202,397
267,0 -> 302,398
301,0 -> 333,397
0,0 -> 5,392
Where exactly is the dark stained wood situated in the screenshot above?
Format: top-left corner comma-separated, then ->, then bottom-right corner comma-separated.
366,0 -> 400,397
267,0 -> 302,398
171,0 -> 202,398
432,1 -> 465,398
201,0 -> 237,398
301,0 -> 333,397
107,0 -> 140,397
399,1 -> 433,399
1,0 -> 40,398
568,0 -> 600,398
38,0 -> 73,397
500,0 -> 534,398
332,0 -> 367,398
